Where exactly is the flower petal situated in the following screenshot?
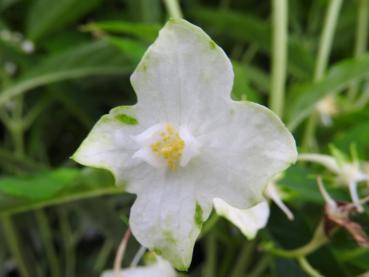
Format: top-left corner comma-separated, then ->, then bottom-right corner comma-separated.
71,106 -> 142,185
348,181 -> 364,212
129,170 -> 212,270
265,183 -> 294,220
130,18 -> 233,126
194,101 -> 297,209
213,198 -> 269,239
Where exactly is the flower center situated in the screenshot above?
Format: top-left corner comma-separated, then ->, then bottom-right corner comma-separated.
132,123 -> 201,171
150,124 -> 185,170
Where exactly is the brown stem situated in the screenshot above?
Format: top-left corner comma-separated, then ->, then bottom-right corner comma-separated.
114,228 -> 131,277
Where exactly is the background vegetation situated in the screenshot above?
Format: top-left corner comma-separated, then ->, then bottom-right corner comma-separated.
1,0 -> 369,276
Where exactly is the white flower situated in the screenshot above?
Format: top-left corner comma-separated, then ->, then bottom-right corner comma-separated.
101,256 -> 176,277
21,40 -> 35,54
316,96 -> 338,126
299,153 -> 369,212
72,19 -> 297,270
213,180 -> 293,240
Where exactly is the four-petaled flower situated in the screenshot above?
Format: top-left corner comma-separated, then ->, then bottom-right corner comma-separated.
72,19 -> 297,270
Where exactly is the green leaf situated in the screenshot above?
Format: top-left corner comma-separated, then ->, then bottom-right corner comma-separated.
83,21 -> 160,42
0,168 -> 122,215
0,0 -> 20,12
125,0 -> 161,23
0,168 -> 80,200
0,41 -> 134,107
26,0 -> 102,40
279,165 -> 323,204
105,36 -> 147,63
280,165 -> 348,204
231,62 -> 260,102
286,54 -> 369,131
190,7 -> 314,79
190,7 -> 269,51
333,120 -> 369,155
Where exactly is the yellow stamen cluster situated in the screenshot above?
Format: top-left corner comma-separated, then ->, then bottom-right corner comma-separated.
151,124 -> 185,171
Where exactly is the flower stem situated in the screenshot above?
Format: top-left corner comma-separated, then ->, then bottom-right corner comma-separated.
230,241 -> 255,277
348,0 -> 369,101
264,220 -> 328,258
354,0 -> 369,57
35,210 -> 61,277
298,256 -> 324,277
130,246 -> 146,267
203,233 -> 216,277
94,239 -> 114,273
248,255 -> 271,277
163,0 -> 183,19
1,216 -> 31,277
1,96 -> 31,277
199,213 -> 219,239
314,0 -> 343,81
59,209 -> 76,277
114,228 -> 131,277
302,0 -> 343,149
269,0 -> 288,118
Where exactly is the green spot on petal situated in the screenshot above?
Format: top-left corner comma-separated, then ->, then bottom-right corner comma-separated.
115,114 -> 138,125
163,230 -> 177,245
209,40 -> 216,49
194,202 -> 203,227
153,247 -> 162,255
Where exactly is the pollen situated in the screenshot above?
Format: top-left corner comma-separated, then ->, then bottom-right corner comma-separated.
150,124 -> 185,170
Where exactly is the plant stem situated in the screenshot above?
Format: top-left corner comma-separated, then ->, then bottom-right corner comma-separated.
298,256 -> 324,277
35,210 -> 61,277
94,239 -> 114,273
270,0 -> 288,118
314,0 -> 343,82
355,82 -> 369,108
59,209 -> 76,277
114,228 -> 131,277
163,0 -> 183,19
1,96 -> 30,277
302,113 -> 318,151
203,233 -> 216,277
1,216 -> 31,277
199,213 -> 219,239
302,0 -> 343,149
230,241 -> 255,277
349,0 -> 369,100
354,0 -> 369,57
130,246 -> 146,267
249,255 -> 271,277
264,221 -> 328,258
